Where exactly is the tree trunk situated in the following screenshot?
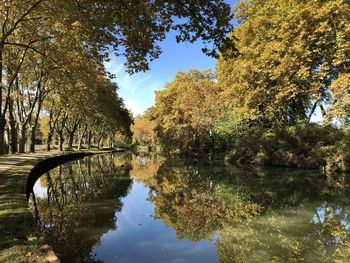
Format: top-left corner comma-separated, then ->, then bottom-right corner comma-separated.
0,118 -> 6,154
0,46 -> 4,155
8,98 -> 17,154
18,127 -> 26,153
78,135 -> 84,150
78,127 -> 87,150
56,113 -> 67,152
65,117 -> 81,151
29,126 -> 36,153
58,130 -> 64,151
46,109 -> 55,151
46,132 -> 52,151
98,136 -> 103,149
87,130 -> 92,149
29,98 -> 43,153
319,102 -> 327,119
308,100 -> 318,122
67,125 -> 79,151
67,131 -> 74,151
109,132 -> 114,148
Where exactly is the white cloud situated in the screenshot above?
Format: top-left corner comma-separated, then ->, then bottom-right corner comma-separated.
124,99 -> 146,117
104,56 -> 164,116
135,74 -> 152,87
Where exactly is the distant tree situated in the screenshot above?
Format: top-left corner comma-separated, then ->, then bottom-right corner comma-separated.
131,116 -> 157,146
150,70 -> 220,153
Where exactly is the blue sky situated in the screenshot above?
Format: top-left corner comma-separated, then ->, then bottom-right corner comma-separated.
105,0 -> 237,116
105,0 -> 322,122
105,32 -> 216,116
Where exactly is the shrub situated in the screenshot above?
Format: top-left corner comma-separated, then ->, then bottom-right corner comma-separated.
225,123 -> 350,173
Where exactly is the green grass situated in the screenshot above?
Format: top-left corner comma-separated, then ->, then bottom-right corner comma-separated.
0,161 -> 48,262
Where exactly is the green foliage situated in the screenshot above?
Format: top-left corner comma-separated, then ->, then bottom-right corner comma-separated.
212,113 -> 239,151
224,123 -> 350,173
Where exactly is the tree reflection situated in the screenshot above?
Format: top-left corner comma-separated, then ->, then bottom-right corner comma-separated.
131,156 -> 350,262
310,202 -> 350,262
129,154 -> 165,187
216,202 -> 350,263
31,154 -> 133,262
212,169 -> 350,263
31,154 -> 350,262
132,160 -> 261,241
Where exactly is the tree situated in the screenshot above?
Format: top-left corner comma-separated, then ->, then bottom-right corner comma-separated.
0,0 -> 234,154
149,70 -> 220,153
216,0 -> 350,126
131,116 -> 157,146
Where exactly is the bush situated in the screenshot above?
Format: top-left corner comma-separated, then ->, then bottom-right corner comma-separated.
225,123 -> 350,173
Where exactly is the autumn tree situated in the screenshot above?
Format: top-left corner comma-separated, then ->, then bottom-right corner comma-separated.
216,0 -> 350,126
131,116 -> 157,146
149,70 -> 220,153
0,0 -> 234,154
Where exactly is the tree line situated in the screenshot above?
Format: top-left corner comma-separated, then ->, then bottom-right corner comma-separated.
0,0 -> 233,154
132,0 -> 350,173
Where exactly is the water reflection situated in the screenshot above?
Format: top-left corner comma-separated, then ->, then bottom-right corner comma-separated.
31,153 -> 350,262
32,154 -> 132,262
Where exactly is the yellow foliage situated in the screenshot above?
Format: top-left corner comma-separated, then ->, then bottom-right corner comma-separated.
217,0 -> 350,125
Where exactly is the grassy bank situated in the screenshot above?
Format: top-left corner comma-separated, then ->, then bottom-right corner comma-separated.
224,124 -> 350,174
0,157 -> 54,262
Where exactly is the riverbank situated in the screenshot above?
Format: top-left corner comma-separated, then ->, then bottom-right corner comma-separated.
223,125 -> 350,174
138,123 -> 350,175
0,149 -> 120,263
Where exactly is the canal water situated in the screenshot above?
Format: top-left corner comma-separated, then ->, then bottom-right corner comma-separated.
31,153 -> 350,262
